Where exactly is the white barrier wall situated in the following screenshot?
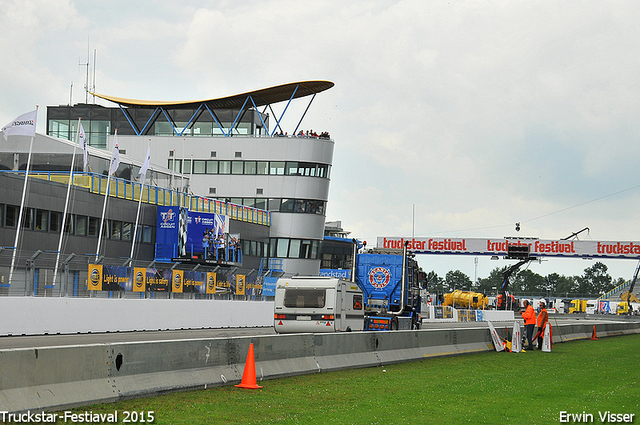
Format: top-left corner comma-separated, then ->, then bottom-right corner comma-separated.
0,297 -> 275,336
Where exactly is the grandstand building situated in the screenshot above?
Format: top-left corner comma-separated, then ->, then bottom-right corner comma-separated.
0,81 -> 334,298
46,80 -> 334,277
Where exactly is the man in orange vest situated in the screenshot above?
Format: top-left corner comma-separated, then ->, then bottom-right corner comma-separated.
520,300 -> 536,350
536,301 -> 549,350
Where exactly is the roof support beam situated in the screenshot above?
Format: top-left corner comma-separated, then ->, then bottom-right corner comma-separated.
204,104 -> 227,136
248,97 -> 270,135
118,105 -> 141,135
268,84 -> 299,136
178,104 -> 204,136
139,107 -> 161,135
227,97 -> 251,137
160,108 -> 179,135
293,93 -> 316,136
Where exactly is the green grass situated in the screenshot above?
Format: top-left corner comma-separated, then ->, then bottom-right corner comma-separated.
53,334 -> 640,424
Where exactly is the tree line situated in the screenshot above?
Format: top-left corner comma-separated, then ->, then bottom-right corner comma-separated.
422,262 -> 624,299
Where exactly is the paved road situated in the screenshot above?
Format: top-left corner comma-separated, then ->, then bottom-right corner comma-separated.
0,327 -> 277,350
1,315 -> 635,350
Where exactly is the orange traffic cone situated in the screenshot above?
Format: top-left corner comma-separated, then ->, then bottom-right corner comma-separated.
590,325 -> 598,340
235,343 -> 263,389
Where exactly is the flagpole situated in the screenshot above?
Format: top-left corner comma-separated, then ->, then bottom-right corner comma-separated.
8,106 -> 38,287
189,153 -> 193,194
52,118 -> 81,290
129,139 -> 151,263
96,130 -> 118,262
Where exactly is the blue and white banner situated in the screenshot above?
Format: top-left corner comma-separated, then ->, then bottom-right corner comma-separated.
155,206 -> 229,261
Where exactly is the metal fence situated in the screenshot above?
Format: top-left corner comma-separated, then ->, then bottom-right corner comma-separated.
0,248 -> 270,301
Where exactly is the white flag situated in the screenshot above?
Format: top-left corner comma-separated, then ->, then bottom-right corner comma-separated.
139,146 -> 151,179
78,122 -> 88,169
2,109 -> 37,140
109,144 -> 120,176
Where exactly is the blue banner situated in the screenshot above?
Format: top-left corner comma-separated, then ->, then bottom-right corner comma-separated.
155,206 -> 229,261
319,269 -> 351,279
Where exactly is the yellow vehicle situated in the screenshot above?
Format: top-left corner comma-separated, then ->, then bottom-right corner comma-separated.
443,290 -> 488,309
617,302 -> 629,315
569,299 -> 587,314
616,302 -> 638,315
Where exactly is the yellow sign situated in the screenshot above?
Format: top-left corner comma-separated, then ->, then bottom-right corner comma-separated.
172,269 -> 184,293
236,274 -> 245,295
87,264 -> 102,291
206,272 -> 216,294
133,267 -> 146,292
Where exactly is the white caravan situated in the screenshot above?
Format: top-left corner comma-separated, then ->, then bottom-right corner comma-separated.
274,277 -> 365,333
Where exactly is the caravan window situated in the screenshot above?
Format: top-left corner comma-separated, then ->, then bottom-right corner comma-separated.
284,289 -> 326,308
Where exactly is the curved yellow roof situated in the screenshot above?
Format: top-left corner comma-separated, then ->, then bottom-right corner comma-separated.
90,80 -> 334,110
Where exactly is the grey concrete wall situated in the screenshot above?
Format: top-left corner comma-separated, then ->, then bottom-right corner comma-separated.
1,320 -> 639,414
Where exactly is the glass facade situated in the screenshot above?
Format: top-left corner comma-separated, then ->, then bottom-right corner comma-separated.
0,203 -> 154,244
170,159 -> 330,180
46,104 -> 266,147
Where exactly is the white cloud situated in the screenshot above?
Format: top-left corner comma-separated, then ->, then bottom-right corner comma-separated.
2,0 -> 640,280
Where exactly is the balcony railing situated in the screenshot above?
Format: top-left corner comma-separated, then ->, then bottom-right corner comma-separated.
10,171 -> 271,226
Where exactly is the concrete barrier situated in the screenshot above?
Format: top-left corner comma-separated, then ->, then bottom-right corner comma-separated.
1,319 -> 639,414
0,297 -> 275,336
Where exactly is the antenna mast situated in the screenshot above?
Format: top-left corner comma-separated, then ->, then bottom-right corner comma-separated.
79,37 -> 90,104
92,48 -> 96,103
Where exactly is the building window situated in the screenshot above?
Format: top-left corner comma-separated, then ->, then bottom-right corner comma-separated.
110,220 -> 122,240
64,213 -> 73,234
269,238 -> 321,259
88,121 -> 110,149
276,238 -> 289,258
245,161 -> 257,174
88,217 -> 99,237
48,119 -> 71,141
143,225 -> 153,243
219,160 -> 231,174
122,222 -> 132,241
286,161 -> 300,175
168,159 -> 182,173
288,239 -> 301,258
256,161 -> 268,175
235,151 -> 242,158
269,161 -> 285,175
280,199 -> 295,213
231,161 -> 243,174
183,159 -> 191,174
50,211 -> 62,232
210,151 -> 217,158
76,215 -> 88,236
20,208 -> 34,230
193,160 -> 206,174
209,188 -> 216,195
206,160 -> 218,174
5,207 -> 22,229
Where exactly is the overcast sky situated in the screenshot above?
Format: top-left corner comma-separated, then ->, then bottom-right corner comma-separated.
2,0 -> 640,283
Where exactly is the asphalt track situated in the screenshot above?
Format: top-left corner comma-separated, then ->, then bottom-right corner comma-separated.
1,315 -> 631,350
